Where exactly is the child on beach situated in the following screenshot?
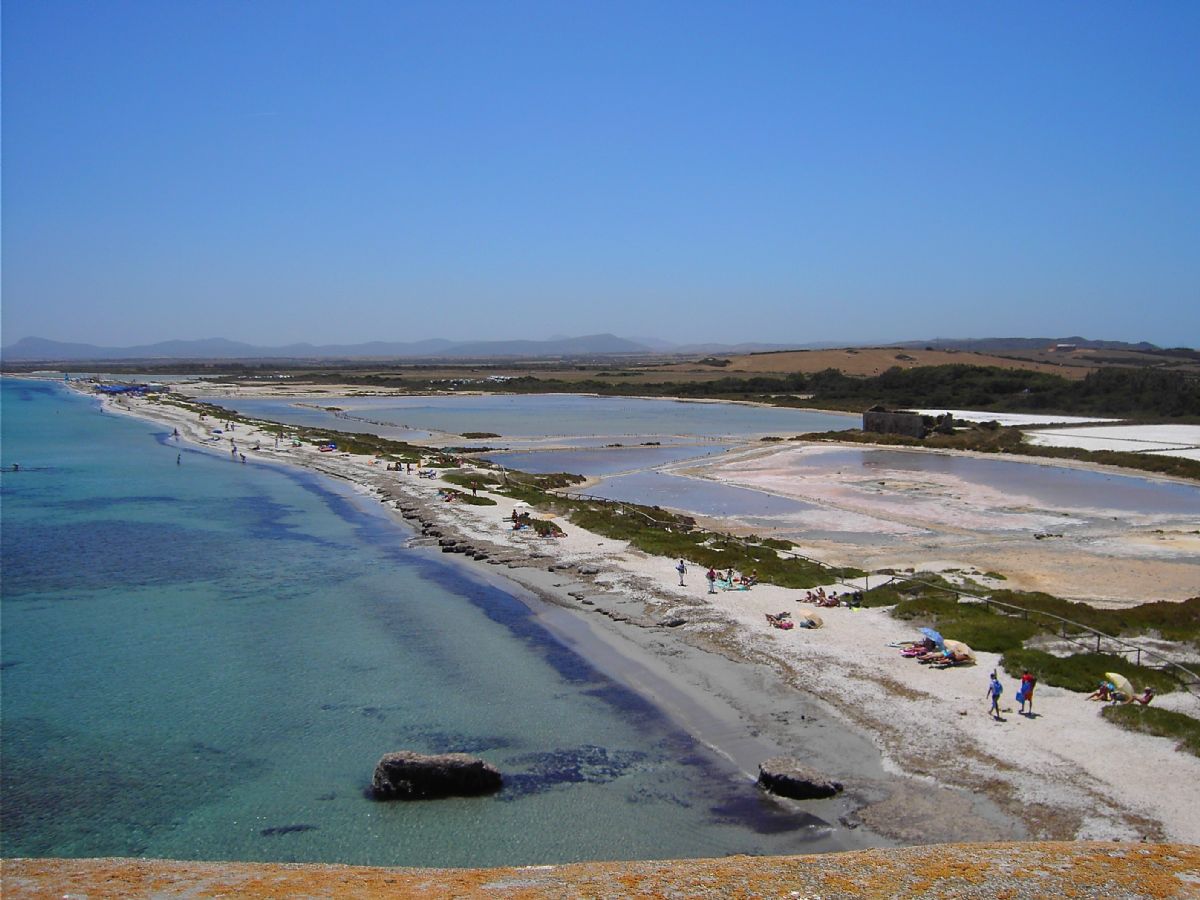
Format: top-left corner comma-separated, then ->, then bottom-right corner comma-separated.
986,671 -> 1004,720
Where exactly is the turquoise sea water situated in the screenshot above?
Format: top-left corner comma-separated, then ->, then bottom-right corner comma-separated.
1,380 -> 849,866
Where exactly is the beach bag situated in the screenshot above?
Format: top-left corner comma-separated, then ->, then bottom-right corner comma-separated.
1015,688 -> 1026,704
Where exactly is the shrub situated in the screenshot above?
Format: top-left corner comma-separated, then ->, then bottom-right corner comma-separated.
1000,649 -> 1181,694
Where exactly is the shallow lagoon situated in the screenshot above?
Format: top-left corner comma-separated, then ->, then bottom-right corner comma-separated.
218,394 -> 857,445
780,446 -> 1200,517
1,380 -> 856,866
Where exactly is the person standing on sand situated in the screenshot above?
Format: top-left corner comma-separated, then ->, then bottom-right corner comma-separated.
987,671 -> 1004,720
676,559 -> 687,586
1018,670 -> 1036,715
706,567 -> 717,594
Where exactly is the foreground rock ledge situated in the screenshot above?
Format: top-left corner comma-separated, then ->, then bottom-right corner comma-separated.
371,751 -> 502,800
757,756 -> 843,799
4,843 -> 1197,899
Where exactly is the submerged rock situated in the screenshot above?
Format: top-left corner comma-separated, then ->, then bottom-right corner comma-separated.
757,757 -> 843,800
371,751 -> 502,800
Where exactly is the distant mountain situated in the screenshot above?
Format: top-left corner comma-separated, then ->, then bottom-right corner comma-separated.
0,334 -> 651,362
899,336 -> 1161,352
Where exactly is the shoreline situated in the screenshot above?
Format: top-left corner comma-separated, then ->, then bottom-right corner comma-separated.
57,380 -> 1200,845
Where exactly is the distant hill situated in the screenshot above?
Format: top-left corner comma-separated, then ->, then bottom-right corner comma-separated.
0,333 -> 652,362
2,333 -> 1174,364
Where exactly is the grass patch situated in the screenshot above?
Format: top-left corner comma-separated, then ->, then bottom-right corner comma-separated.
438,488 -> 497,506
1101,705 -> 1200,758
442,471 -> 502,491
888,594 -> 1040,653
1000,648 -> 1182,694
491,473 -> 859,589
988,591 -> 1200,647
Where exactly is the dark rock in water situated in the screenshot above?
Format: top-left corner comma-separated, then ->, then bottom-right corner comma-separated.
757,757 -> 843,799
261,823 -> 318,836
371,751 -> 502,800
661,617 -> 687,628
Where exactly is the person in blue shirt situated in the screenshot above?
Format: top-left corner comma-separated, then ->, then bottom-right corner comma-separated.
987,671 -> 1004,720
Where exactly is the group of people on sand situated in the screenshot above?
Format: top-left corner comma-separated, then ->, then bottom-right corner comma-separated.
702,565 -> 758,593
986,669 -> 1038,721
899,636 -> 972,669
802,588 -> 862,609
1087,681 -> 1155,706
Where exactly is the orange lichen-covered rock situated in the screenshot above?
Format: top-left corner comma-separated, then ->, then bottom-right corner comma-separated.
6,842 -> 1198,899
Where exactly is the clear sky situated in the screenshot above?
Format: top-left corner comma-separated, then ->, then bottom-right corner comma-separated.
3,1 -> 1198,348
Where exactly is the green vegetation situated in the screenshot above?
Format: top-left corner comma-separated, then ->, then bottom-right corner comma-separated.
1000,649 -> 1181,695
438,488 -> 496,506
303,364 -> 1199,419
512,512 -> 563,536
880,589 -> 1041,652
864,576 -> 1196,694
987,591 -> 1200,647
442,470 -> 502,491
490,472 -> 859,589
1101,705 -> 1200,758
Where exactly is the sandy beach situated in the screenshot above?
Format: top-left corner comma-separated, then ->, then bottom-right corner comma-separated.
88,384 -> 1200,845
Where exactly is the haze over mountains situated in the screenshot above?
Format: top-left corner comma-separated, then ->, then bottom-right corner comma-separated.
0,333 -> 1164,363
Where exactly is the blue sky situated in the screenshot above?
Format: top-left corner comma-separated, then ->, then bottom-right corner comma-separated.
3,1 -> 1198,348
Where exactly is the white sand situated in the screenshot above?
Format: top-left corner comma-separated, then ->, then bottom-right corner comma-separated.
913,410 -> 1121,426
90,386 -> 1200,844
1025,424 -> 1200,461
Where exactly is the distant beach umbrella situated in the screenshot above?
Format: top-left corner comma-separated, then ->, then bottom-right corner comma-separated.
919,627 -> 945,648
800,612 -> 823,628
1106,672 -> 1135,703
942,639 -> 975,661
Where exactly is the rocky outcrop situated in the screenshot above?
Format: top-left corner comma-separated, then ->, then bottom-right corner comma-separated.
757,757 -> 843,799
371,751 -> 502,800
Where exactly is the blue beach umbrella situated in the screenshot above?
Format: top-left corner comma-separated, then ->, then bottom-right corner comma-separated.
919,627 -> 945,648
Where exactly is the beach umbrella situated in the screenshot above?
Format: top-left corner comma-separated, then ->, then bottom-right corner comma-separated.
943,639 -> 976,661
1106,672 -> 1135,703
919,627 -> 945,648
800,612 -> 824,628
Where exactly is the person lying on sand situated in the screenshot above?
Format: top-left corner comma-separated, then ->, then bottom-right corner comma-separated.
1134,687 -> 1155,705
1088,682 -> 1114,701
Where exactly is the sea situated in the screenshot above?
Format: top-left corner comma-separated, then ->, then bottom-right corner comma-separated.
0,379 -> 850,867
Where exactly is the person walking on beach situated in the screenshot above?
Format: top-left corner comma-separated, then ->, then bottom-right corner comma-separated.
1018,670 -> 1036,715
676,559 -> 687,586
706,567 -> 717,594
987,671 -> 1004,721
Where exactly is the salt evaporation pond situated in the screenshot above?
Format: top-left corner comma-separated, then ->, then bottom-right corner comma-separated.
483,444 -> 732,476
1,379 -> 868,867
216,394 -> 857,445
783,447 -> 1200,517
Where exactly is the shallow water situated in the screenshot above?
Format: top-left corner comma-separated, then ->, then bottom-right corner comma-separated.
220,394 -> 857,443
785,447 -> 1200,516
483,444 -> 732,476
1,380 -> 857,866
